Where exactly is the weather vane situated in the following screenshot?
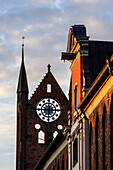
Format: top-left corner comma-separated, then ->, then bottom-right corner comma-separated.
22,36 -> 25,46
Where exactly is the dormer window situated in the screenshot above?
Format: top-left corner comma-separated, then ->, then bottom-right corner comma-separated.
47,84 -> 51,93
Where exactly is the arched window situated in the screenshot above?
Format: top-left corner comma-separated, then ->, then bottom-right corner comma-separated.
89,122 -> 92,170
47,84 -> 51,93
53,165 -> 55,170
53,131 -> 58,139
57,160 -> 60,170
38,130 -> 45,144
110,94 -> 113,169
74,85 -> 77,110
62,155 -> 65,170
66,152 -> 68,170
102,104 -> 106,170
95,113 -> 99,170
73,138 -> 78,165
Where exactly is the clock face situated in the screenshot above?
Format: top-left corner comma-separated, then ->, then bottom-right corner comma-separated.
36,98 -> 61,122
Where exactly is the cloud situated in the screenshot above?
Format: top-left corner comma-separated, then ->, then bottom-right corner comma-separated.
0,0 -> 113,170
0,85 -> 14,98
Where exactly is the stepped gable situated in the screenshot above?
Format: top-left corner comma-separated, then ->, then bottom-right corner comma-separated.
30,65 -> 68,106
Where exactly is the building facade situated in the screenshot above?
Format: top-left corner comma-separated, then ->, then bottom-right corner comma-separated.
17,25 -> 113,170
61,25 -> 113,170
16,43 -> 69,170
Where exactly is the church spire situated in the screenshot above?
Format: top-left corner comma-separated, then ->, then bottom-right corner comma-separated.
17,37 -> 29,93
22,37 -> 25,63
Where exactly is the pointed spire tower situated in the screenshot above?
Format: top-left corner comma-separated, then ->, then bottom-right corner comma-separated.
16,37 -> 29,170
17,37 -> 28,93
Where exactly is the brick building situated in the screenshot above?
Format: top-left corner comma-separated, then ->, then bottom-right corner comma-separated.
61,25 -> 113,170
16,42 -> 68,170
35,132 -> 68,170
16,25 -> 113,170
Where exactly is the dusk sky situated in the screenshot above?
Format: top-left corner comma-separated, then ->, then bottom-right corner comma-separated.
0,0 -> 113,169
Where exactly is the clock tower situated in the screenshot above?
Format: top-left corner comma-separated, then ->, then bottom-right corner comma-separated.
16,42 -> 69,170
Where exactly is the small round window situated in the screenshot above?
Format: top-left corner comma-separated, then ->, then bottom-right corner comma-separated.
57,125 -> 63,130
35,124 -> 41,129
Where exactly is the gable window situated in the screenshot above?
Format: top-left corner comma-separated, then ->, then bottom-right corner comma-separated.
38,130 -> 45,144
74,85 -> 77,110
47,84 -> 51,93
73,138 -> 78,166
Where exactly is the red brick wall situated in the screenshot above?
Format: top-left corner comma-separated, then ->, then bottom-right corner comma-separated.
89,86 -> 113,170
72,56 -> 82,122
24,72 -> 68,169
46,145 -> 68,170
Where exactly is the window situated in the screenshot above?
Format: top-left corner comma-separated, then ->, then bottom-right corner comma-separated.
74,85 -> 77,110
35,124 -> 41,130
62,155 -> 65,170
95,114 -> 99,170
73,138 -> 78,165
38,130 -> 45,144
89,122 -> 92,170
53,165 -> 55,170
57,125 -> 63,130
53,131 -> 58,139
102,104 -> 106,169
47,84 -> 51,93
57,160 -> 60,170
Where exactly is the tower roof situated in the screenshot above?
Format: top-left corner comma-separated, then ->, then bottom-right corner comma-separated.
17,39 -> 28,93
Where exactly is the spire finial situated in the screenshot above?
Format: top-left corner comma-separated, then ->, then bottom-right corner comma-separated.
47,64 -> 51,73
22,36 -> 25,46
22,37 -> 25,63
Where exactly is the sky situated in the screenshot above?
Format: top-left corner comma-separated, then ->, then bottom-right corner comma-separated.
0,0 -> 113,169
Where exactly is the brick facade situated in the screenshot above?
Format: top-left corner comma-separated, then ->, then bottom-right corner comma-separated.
89,87 -> 113,170
16,64 -> 69,170
46,146 -> 68,170
25,71 -> 68,169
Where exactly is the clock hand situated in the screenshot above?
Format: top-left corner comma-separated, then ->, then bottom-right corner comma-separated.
37,108 -> 60,112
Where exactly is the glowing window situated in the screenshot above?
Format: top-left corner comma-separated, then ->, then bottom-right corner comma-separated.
47,84 -> 51,93
57,125 -> 63,130
53,131 -> 58,139
38,130 -> 45,144
35,124 -> 41,130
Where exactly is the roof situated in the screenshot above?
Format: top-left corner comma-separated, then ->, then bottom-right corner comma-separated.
62,25 -> 113,88
34,132 -> 65,170
17,45 -> 28,93
72,25 -> 86,38
88,40 -> 113,84
76,55 -> 113,114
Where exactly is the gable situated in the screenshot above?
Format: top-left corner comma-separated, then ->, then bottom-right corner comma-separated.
30,71 -> 68,106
